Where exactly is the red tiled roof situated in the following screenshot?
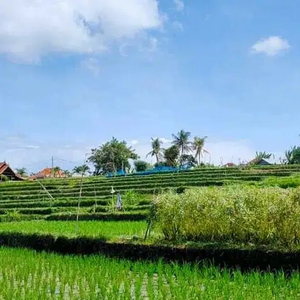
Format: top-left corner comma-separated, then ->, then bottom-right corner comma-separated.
0,162 -> 8,174
33,168 -> 65,179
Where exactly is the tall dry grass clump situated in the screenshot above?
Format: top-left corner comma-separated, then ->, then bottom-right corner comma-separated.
155,186 -> 300,246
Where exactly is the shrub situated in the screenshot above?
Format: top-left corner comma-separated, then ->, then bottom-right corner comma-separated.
0,175 -> 9,182
3,210 -> 21,222
155,186 -> 300,247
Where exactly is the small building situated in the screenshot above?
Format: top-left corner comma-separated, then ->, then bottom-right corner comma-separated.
31,168 -> 66,180
223,163 -> 236,168
247,158 -> 272,166
0,162 -> 24,181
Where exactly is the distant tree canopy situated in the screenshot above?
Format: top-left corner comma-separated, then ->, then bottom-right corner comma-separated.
134,160 -> 150,172
88,137 -> 139,175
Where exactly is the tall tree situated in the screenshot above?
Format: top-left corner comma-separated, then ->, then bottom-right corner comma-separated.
146,138 -> 164,163
73,165 -> 90,176
164,145 -> 179,167
88,137 -> 138,175
53,166 -> 61,178
192,136 -> 208,165
255,151 -> 272,160
63,170 -> 72,177
172,130 -> 192,155
15,167 -> 27,177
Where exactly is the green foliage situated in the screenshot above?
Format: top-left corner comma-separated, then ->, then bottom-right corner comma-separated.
15,167 -> 27,177
179,154 -> 197,167
46,212 -> 148,221
3,210 -> 21,222
146,138 -> 164,163
255,151 -> 272,159
285,146 -> 300,164
0,247 -> 299,299
163,145 -> 179,167
134,160 -> 150,172
172,129 -> 192,155
53,166 -> 61,177
0,220 -> 146,239
192,136 -> 208,165
155,186 -> 300,247
0,175 -> 9,182
88,137 -> 139,175
73,164 -> 90,175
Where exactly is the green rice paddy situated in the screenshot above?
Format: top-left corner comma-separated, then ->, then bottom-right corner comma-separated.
0,247 -> 299,299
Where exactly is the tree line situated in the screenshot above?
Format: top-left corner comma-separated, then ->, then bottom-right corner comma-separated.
14,132 -> 300,177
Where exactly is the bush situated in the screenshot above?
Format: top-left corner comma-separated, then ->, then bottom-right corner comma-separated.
155,186 -> 300,247
0,175 -> 9,182
134,160 -> 150,172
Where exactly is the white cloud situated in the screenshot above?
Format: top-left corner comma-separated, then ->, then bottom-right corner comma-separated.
0,0 -> 163,62
251,36 -> 290,56
81,58 -> 101,76
172,21 -> 183,31
130,140 -> 139,145
159,137 -> 172,144
174,0 -> 185,11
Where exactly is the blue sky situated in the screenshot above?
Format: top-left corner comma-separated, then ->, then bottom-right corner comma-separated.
0,0 -> 299,172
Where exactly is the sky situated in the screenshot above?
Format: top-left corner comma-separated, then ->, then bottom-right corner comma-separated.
0,0 -> 299,172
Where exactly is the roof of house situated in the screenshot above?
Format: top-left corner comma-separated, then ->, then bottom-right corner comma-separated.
0,162 -> 7,174
33,168 -> 65,178
247,158 -> 271,165
0,162 -> 24,180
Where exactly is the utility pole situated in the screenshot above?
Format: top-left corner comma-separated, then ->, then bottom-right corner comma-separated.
51,156 -> 54,178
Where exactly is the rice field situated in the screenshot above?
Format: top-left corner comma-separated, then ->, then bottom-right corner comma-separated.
0,247 -> 299,299
0,221 -> 151,240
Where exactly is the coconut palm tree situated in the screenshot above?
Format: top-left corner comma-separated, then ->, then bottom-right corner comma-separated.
53,166 -> 61,178
192,136 -> 209,165
172,130 -> 192,155
255,151 -> 272,160
146,138 -> 164,163
63,170 -> 72,178
73,166 -> 82,175
73,165 -> 90,176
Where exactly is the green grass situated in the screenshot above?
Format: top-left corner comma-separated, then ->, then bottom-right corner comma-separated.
0,247 -> 299,299
0,220 -> 151,240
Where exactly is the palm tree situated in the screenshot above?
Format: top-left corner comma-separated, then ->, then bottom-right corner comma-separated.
53,166 -> 61,178
172,130 -> 192,155
255,151 -> 272,160
63,170 -> 72,178
15,167 -> 27,177
73,165 -> 90,176
146,138 -> 164,163
192,136 -> 209,165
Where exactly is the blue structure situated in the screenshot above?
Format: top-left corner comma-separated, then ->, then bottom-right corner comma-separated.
105,164 -> 192,178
